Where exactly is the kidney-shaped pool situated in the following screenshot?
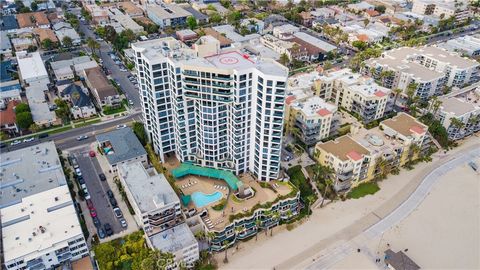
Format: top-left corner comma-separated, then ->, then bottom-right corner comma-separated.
191,191 -> 223,208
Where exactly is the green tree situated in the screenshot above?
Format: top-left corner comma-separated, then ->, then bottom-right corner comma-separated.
392,88 -> 403,108
223,240 -> 229,263
352,40 -> 368,51
132,122 -> 148,146
374,5 -> 386,13
406,82 -> 418,105
121,29 -> 136,42
55,99 -> 71,122
227,11 -> 242,24
210,13 -> 223,24
279,53 -> 290,67
187,16 -> 197,30
0,131 -> 8,140
41,38 -> 55,50
104,25 -> 117,43
16,112 -> 33,130
15,103 -> 30,113
62,36 -> 73,48
29,123 -> 40,133
31,1 -> 38,11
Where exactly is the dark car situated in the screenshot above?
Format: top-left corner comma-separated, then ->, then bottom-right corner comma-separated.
109,197 -> 118,208
77,177 -> 85,185
104,223 -> 113,236
99,173 -> 106,181
106,190 -> 114,199
92,216 -> 101,227
98,228 -> 106,239
86,199 -> 94,210
0,143 -> 7,148
38,133 -> 49,138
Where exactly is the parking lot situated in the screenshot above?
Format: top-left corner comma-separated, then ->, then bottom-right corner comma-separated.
72,146 -> 124,237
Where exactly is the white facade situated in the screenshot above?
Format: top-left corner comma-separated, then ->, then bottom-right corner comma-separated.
16,51 -> 49,86
132,37 -> 288,181
412,0 -> 471,22
440,35 -> 480,57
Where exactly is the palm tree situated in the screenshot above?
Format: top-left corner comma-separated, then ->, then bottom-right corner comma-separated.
392,88 -> 403,108
86,37 -> 98,55
234,227 -> 243,249
286,209 -> 293,220
450,117 -> 465,130
430,96 -> 442,115
255,220 -> 261,241
406,82 -> 418,105
206,231 -> 216,246
29,123 -> 40,133
375,157 -> 389,179
223,240 -> 229,263
279,53 -> 290,67
409,143 -> 421,161
263,210 -> 272,235
270,211 -> 280,236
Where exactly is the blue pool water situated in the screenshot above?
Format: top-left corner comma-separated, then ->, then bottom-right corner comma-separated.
191,191 -> 222,208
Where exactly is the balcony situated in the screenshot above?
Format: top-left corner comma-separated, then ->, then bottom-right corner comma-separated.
213,75 -> 232,81
337,170 -> 353,181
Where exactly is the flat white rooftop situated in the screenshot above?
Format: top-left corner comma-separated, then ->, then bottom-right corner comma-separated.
0,141 -> 67,208
2,185 -> 82,262
148,222 -> 197,253
16,51 -> 48,81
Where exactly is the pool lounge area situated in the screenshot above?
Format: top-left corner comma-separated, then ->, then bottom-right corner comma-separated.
191,191 -> 223,208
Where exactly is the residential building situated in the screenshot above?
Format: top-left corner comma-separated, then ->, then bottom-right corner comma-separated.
315,113 -> 429,190
0,31 -> 12,56
182,5 -> 209,25
0,80 -> 22,102
115,1 -> 144,18
431,88 -> 480,140
240,18 -> 265,34
33,28 -> 59,45
85,5 -> 109,25
108,8 -> 144,34
285,89 -> 339,145
50,56 -> 98,81
16,51 -> 49,86
146,3 -> 191,28
196,28 -> 232,48
83,67 -> 120,108
384,249 -> 420,270
16,12 -> 50,29
212,24 -> 260,44
315,68 -> 391,123
439,35 -> 480,57
1,141 -> 89,270
176,29 -> 198,43
412,0 -> 471,23
26,83 -> 58,126
11,37 -> 36,51
272,23 -> 299,39
0,15 -> 19,32
53,22 -> 82,46
96,128 -> 148,172
117,161 -> 199,266
61,83 -> 97,119
347,1 -> 375,12
132,37 -> 288,181
0,100 -> 20,134
364,46 -> 476,99
288,32 -> 337,61
260,34 -> 307,61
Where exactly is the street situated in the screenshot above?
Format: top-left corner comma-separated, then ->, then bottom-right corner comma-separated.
77,22 -> 141,108
74,147 -> 123,235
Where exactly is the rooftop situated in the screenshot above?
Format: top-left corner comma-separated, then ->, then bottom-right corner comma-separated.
33,28 -> 58,42
16,51 -> 48,81
96,127 -> 147,165
2,185 -> 82,262
0,141 -> 67,208
147,3 -> 191,19
25,84 -> 57,124
316,135 -> 371,162
197,28 -> 232,47
63,84 -> 93,108
118,162 -> 178,213
0,15 -> 19,31
16,12 -> 49,28
384,249 -> 420,270
213,24 -> 260,43
0,100 -> 19,126
148,223 -> 197,254
293,32 -> 337,52
289,95 -> 337,118
84,67 -> 117,99
438,96 -> 479,116
0,31 -> 12,51
381,112 -> 427,138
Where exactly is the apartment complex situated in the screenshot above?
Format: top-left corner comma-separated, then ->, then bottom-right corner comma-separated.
412,0 -> 471,23
117,162 -> 199,265
315,68 -> 391,123
16,51 -> 49,86
2,142 -> 89,270
432,88 -> 480,140
146,3 -> 191,29
132,37 -> 288,182
285,89 -> 339,145
314,113 -> 429,191
365,47 -> 479,99
439,35 -> 480,57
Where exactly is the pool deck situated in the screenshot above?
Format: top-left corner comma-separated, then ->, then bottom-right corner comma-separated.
176,174 -> 294,231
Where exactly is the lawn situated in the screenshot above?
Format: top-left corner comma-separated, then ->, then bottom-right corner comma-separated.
347,182 -> 380,199
286,165 -> 316,202
75,118 -> 101,128
46,125 -> 73,135
103,105 -> 126,115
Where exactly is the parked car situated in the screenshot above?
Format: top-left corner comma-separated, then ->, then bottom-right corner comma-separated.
119,218 -> 127,228
86,199 -> 94,210
10,140 -> 22,146
90,209 -> 97,218
92,216 -> 101,227
0,143 -> 7,148
75,168 -> 82,177
77,176 -> 85,185
128,99 -> 134,106
83,188 -> 91,200
106,190 -> 114,198
99,173 -> 106,181
116,124 -> 127,129
98,228 -> 106,239
109,197 -> 118,208
104,223 -> 113,236
23,137 -> 35,142
113,207 -> 123,218
38,133 -> 49,138
70,157 -> 79,169
89,151 -> 96,157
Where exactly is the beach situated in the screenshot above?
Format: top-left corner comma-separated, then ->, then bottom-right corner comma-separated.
217,138 -> 480,270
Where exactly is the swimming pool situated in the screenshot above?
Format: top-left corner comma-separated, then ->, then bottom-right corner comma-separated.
191,191 -> 223,208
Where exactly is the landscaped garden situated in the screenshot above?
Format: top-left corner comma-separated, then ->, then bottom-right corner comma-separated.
346,182 -> 380,199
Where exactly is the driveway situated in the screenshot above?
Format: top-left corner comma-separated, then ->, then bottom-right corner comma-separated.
73,147 -> 123,236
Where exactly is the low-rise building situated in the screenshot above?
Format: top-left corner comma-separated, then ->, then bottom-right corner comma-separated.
1,141 -> 89,270
439,35 -> 480,57
0,31 -> 12,56
315,68 -> 391,123
61,83 -> 97,119
11,37 -> 36,51
289,32 -> 337,61
85,5 -> 109,25
0,80 -> 22,102
50,56 -> 98,81
26,83 -> 58,126
108,7 -> 144,34
33,28 -> 59,44
53,22 -> 81,46
0,15 -> 19,32
212,24 -> 260,44
412,0 -> 471,23
272,23 -> 299,39
16,51 -> 49,86
117,161 -> 199,266
0,100 -> 20,134
431,88 -> 480,140
96,127 -> 148,172
285,90 -> 339,145
83,67 -> 120,108
16,12 -> 50,29
176,29 -> 198,43
240,18 -> 265,34
315,113 -> 429,191
147,3 -> 191,29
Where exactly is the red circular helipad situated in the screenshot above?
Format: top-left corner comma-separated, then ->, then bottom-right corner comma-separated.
219,56 -> 239,65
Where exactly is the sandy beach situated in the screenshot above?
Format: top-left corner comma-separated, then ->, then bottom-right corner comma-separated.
216,138 -> 480,270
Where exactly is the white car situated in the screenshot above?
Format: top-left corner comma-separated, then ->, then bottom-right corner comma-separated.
75,168 -> 82,177
116,124 -> 127,129
10,140 -> 22,146
23,137 -> 35,142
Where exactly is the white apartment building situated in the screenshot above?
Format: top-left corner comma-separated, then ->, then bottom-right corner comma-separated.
132,37 -> 288,182
1,142 -> 89,270
364,46 -> 479,99
412,0 -> 471,22
316,68 -> 391,123
16,51 -> 49,86
286,89 -> 339,145
272,23 -> 300,39
117,162 -> 199,265
439,35 -> 480,57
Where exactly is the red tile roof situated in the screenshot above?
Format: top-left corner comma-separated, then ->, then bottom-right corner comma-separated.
317,108 -> 331,116
357,34 -> 369,42
286,96 -> 296,105
410,125 -> 425,134
346,150 -> 363,161
374,91 -> 386,97
365,10 -> 380,17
